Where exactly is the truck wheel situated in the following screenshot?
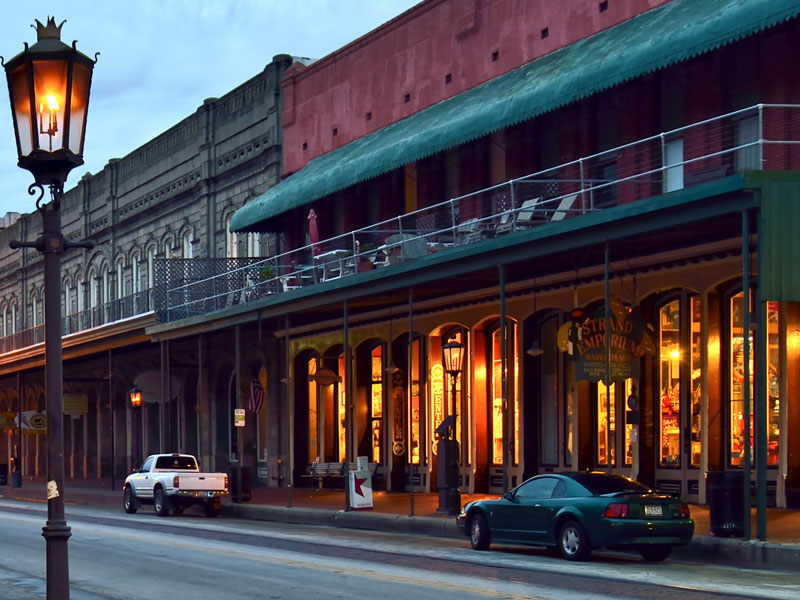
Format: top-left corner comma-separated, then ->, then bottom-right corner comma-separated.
123,486 -> 137,514
153,487 -> 170,516
204,500 -> 221,518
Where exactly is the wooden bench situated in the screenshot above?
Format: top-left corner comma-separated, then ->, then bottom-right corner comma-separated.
302,461 -> 378,489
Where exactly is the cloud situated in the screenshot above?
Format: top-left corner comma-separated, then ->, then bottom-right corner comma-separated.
0,0 -> 419,216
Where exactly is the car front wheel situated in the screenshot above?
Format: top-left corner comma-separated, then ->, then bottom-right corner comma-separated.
558,520 -> 591,561
469,513 -> 491,551
638,546 -> 671,562
123,486 -> 137,514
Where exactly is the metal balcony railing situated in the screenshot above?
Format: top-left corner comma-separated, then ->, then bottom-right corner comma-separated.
159,104 -> 800,322
0,290 -> 153,355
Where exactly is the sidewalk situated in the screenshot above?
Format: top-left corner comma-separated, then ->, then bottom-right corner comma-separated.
3,476 -> 800,572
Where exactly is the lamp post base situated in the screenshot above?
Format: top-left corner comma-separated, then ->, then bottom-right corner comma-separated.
42,520 -> 71,599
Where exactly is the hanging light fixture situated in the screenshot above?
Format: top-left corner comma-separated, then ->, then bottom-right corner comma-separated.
527,281 -> 544,357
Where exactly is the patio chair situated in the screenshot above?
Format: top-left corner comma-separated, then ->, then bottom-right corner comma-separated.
549,193 -> 579,222
495,196 -> 542,234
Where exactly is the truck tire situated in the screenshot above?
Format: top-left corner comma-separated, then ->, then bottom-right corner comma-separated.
123,486 -> 137,514
153,487 -> 170,517
204,499 -> 221,518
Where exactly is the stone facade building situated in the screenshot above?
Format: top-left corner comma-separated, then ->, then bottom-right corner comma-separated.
0,54 -> 295,482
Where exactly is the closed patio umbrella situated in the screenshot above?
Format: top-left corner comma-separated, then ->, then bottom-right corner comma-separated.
308,208 -> 321,255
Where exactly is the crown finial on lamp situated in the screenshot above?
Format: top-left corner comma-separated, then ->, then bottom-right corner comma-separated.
34,17 -> 66,41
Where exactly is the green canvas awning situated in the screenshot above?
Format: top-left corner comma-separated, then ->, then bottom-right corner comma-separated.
232,0 -> 800,232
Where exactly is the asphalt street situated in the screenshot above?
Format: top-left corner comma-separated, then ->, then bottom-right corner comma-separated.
1,499 -> 798,599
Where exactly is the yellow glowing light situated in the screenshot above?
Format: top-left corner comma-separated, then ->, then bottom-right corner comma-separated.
46,94 -> 59,111
670,350 -> 680,359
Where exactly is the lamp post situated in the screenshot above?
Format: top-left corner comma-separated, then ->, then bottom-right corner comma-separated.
129,386 -> 143,467
3,18 -> 96,600
439,340 -> 463,515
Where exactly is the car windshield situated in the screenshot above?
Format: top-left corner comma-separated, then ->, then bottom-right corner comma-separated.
570,473 -> 649,495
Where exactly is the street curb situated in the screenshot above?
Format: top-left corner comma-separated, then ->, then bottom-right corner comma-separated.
222,503 -> 462,538
672,535 -> 800,572
221,503 -> 800,572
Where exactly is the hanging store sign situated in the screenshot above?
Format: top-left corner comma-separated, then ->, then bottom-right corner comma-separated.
63,394 -> 88,415
308,368 -> 341,386
234,408 -> 246,427
558,297 -> 655,383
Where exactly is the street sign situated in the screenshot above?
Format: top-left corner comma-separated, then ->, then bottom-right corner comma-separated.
234,408 -> 245,427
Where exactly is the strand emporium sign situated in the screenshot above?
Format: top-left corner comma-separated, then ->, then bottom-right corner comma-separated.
558,297 -> 655,383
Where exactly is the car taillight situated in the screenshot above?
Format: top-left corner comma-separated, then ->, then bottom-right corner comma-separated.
679,503 -> 690,518
224,476 -> 229,490
173,476 -> 180,488
603,502 -> 629,518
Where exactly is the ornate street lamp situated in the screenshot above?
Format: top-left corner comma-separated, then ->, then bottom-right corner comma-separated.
129,385 -> 143,408
439,339 -> 463,515
129,385 -> 143,468
3,18 -> 96,600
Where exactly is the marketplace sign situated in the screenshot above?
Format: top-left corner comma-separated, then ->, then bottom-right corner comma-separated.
0,410 -> 47,434
558,297 -> 655,383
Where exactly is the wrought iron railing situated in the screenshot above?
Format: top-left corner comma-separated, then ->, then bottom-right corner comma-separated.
160,104 -> 799,322
0,290 -> 152,355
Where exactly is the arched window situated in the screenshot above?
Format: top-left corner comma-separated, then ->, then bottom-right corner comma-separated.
147,246 -> 156,289
116,257 -> 126,301
226,214 -> 238,258
182,230 -> 194,259
76,275 -> 85,317
130,252 -> 141,294
89,268 -> 99,309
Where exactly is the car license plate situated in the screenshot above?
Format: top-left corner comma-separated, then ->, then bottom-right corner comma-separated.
644,505 -> 663,517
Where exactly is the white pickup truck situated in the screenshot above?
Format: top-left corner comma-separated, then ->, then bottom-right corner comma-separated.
123,453 -> 229,517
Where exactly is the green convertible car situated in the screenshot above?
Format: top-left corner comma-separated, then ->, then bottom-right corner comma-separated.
456,472 -> 694,562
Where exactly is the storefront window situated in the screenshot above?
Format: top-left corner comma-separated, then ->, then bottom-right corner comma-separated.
659,299 -> 681,466
729,293 -> 780,467
623,379 -> 633,466
410,337 -> 422,465
491,324 -> 518,465
338,354 -> 346,463
597,382 -> 616,466
370,346 -> 383,464
690,297 -> 702,467
308,358 -> 318,462
541,317 -> 559,466
767,302 -> 780,466
256,368 -> 268,461
730,291 -> 752,466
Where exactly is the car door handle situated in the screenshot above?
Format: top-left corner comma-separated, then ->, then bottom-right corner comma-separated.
534,503 -> 542,507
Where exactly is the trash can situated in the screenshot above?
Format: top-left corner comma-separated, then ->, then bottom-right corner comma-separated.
227,465 -> 252,502
707,470 -> 745,537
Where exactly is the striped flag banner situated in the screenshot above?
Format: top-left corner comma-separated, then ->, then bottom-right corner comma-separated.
249,378 -> 265,414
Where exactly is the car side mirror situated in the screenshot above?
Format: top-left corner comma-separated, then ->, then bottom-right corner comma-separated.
503,491 -> 514,500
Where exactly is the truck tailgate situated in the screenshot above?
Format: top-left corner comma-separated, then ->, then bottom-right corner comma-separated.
174,473 -> 226,491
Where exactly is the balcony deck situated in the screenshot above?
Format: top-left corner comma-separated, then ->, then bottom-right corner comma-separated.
156,104 -> 800,324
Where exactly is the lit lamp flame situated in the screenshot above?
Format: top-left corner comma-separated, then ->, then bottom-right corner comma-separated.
39,93 -> 59,149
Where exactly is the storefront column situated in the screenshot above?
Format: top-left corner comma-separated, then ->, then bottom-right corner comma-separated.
343,299 -> 352,511
742,209 -> 752,540
604,242 -> 612,471
756,210 -> 768,540
499,264 -> 509,493
408,287 -> 415,515
285,315 -> 294,508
